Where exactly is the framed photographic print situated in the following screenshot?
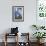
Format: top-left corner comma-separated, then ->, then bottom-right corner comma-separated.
12,6 -> 24,22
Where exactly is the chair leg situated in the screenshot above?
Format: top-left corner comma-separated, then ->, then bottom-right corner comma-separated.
4,33 -> 7,46
4,41 -> 7,46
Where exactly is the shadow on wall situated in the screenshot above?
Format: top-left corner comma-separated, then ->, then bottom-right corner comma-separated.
0,28 -> 11,42
29,25 -> 37,42
2,28 -> 11,34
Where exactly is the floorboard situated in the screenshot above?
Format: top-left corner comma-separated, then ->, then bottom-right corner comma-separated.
0,42 -> 46,46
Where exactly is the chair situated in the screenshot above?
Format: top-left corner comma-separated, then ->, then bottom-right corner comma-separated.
18,33 -> 30,46
4,33 -> 18,46
4,27 -> 19,46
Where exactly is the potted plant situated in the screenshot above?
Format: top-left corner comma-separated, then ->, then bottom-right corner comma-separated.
32,25 -> 39,30
33,32 -> 46,43
40,26 -> 45,29
32,24 -> 45,30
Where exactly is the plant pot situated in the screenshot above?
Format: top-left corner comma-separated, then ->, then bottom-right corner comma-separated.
37,39 -> 40,43
37,39 -> 45,44
40,38 -> 45,43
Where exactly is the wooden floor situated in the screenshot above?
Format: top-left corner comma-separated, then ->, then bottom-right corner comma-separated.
0,42 -> 46,46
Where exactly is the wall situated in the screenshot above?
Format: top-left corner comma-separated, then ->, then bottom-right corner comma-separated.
0,0 -> 36,42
